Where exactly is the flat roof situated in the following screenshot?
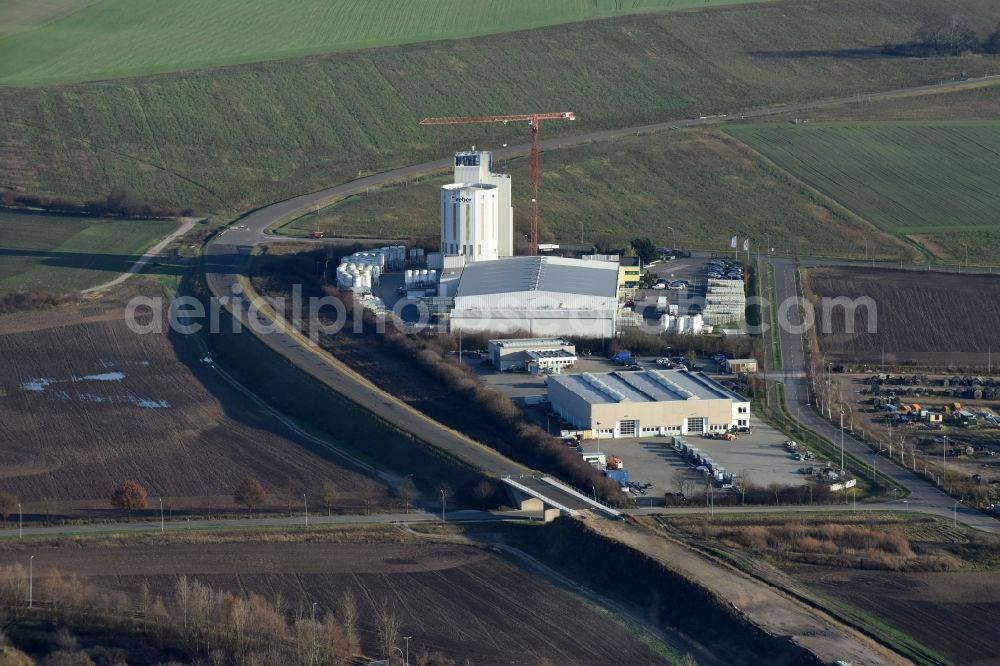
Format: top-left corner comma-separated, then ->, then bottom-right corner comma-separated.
456,256 -> 618,299
549,369 -> 747,405
527,349 -> 576,360
490,337 -> 572,348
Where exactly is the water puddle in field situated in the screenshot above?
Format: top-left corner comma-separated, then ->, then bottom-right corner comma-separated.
19,366 -> 169,408
136,398 -> 170,409
20,378 -> 55,391
77,372 -> 125,382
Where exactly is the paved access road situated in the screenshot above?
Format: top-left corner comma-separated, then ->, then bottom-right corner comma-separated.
0,509 -> 509,540
767,257 -> 1000,534
204,75 -> 1000,528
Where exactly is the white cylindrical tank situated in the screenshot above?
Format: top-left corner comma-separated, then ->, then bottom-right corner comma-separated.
428,269 -> 437,283
405,269 -> 413,286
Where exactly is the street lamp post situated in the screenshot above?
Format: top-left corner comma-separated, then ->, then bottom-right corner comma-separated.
404,636 -> 412,666
28,555 -> 34,609
954,499 -> 963,528
872,451 -> 878,481
303,493 -> 309,527
18,503 -> 22,539
839,410 -> 845,472
392,647 -> 405,664
440,489 -> 446,522
159,498 -> 164,534
943,435 -> 948,483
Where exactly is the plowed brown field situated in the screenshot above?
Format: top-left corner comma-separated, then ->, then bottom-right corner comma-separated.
0,537 -> 666,665
809,267 -> 1000,367
795,567 -> 1000,666
0,285 -> 389,518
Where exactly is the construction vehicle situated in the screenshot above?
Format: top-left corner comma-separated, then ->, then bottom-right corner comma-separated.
607,455 -> 624,470
722,432 -> 737,441
419,111 -> 576,255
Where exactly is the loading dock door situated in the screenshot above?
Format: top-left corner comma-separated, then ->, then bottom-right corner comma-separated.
617,420 -> 637,438
686,417 -> 706,434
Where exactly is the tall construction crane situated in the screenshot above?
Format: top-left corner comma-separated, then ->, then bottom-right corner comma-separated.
419,111 -> 576,256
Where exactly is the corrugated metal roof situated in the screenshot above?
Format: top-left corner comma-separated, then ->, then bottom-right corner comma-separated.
456,256 -> 618,298
550,369 -> 747,405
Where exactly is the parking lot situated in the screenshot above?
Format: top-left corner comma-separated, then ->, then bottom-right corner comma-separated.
631,257 -> 706,322
596,418 -> 809,498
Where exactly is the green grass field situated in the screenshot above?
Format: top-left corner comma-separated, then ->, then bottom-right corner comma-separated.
2,0 -> 998,218
0,0 -> 95,39
0,210 -> 177,294
286,129 -> 914,260
728,121 -> 1000,262
0,0 -> 769,84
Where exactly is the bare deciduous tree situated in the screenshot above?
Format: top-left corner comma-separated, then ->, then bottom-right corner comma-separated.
110,480 -> 148,521
397,478 -> 418,514
321,481 -> 339,517
338,589 -> 360,655
234,477 -> 267,515
0,492 -> 15,529
375,599 -> 402,660
473,480 -> 494,510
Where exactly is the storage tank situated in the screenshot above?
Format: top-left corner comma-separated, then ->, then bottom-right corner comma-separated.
404,269 -> 413,286
428,269 -> 437,284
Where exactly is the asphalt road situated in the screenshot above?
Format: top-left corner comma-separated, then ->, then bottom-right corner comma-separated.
767,257 -> 1000,534
202,74 -> 1000,528
0,509 -> 508,540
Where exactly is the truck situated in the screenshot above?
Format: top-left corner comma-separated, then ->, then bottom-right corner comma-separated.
606,455 -> 624,470
612,351 -> 634,365
308,230 -> 325,239
656,296 -> 668,312
605,469 -> 629,485
523,395 -> 546,406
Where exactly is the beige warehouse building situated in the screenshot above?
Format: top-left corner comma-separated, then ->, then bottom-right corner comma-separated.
548,369 -> 750,438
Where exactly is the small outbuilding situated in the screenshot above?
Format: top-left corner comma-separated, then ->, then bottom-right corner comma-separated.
723,358 -> 758,374
488,337 -> 577,372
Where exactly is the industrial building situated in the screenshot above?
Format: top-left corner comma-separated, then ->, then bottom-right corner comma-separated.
488,337 -> 577,372
548,368 -> 751,438
617,256 -> 641,298
438,151 -> 513,264
449,256 -> 619,337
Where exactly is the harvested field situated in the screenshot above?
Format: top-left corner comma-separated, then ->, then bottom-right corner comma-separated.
807,266 -> 1000,367
0,286 -> 390,518
795,567 -> 1000,666
0,536 -> 667,665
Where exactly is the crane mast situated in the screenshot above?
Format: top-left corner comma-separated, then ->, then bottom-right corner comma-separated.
419,111 -> 576,256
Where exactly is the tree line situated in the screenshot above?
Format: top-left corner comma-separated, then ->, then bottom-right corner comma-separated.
0,185 -> 197,220
0,564 -> 462,665
893,13 -> 1000,57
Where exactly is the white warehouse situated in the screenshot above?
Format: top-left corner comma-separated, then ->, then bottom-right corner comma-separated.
548,369 -> 751,438
450,256 -> 619,337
